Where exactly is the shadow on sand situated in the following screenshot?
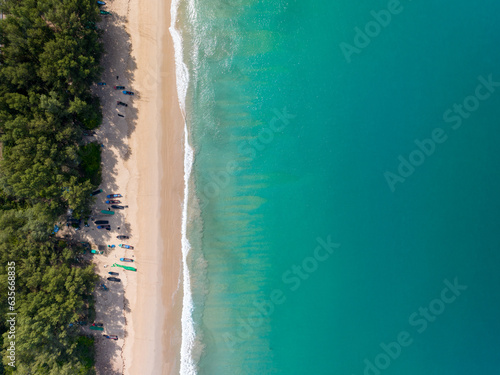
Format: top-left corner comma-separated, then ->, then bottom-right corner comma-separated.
77,8 -> 140,374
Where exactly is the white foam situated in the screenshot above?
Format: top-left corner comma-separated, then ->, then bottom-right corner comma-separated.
169,0 -> 199,372
169,0 -> 190,114
180,126 -> 197,375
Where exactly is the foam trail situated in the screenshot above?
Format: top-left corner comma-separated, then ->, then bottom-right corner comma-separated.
169,0 -> 198,373
169,0 -> 189,114
180,126 -> 196,375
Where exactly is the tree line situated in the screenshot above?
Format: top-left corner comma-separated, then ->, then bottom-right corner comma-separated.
0,0 -> 105,373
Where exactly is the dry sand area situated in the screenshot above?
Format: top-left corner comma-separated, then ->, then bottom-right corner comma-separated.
74,0 -> 185,373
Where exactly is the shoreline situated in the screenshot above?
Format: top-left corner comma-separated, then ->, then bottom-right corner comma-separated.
123,0 -> 185,372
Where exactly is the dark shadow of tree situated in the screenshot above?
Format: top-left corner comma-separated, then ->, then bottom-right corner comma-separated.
76,8 -> 139,374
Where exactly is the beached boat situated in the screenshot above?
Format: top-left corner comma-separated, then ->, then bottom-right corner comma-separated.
100,210 -> 115,215
99,10 -> 111,15
106,194 -> 122,198
97,1 -> 106,5
120,258 -> 134,262
91,189 -> 103,196
89,325 -> 104,331
116,235 -> 129,239
118,244 -> 133,249
113,263 -> 137,272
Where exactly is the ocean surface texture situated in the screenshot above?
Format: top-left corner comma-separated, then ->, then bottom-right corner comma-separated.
173,0 -> 500,374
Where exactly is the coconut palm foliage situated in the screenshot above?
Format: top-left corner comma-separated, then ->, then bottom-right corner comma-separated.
0,0 -> 104,373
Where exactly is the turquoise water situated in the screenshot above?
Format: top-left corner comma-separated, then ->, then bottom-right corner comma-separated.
175,0 -> 500,373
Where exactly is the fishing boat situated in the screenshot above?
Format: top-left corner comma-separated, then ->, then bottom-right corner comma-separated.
113,263 -> 137,272
120,258 -> 134,262
118,244 -> 133,249
97,1 -> 106,5
91,189 -> 103,196
100,210 -> 115,215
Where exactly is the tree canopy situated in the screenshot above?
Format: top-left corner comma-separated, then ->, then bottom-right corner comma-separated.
0,0 -> 105,372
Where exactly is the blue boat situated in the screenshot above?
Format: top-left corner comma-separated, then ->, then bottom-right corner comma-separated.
97,1 -> 106,4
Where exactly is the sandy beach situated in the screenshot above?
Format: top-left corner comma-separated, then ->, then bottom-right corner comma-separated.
124,0 -> 185,372
85,0 -> 185,373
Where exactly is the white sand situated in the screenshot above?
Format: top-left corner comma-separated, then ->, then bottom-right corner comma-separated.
78,0 -> 185,373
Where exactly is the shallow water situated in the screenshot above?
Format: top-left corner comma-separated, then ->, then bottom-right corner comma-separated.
173,0 -> 500,373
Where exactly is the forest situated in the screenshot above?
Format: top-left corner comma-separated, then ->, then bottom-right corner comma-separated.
0,0 -> 104,373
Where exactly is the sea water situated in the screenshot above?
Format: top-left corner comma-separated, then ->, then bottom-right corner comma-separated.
171,0 -> 500,374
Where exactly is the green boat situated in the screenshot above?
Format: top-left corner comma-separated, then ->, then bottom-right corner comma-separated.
101,210 -> 115,215
89,325 -> 104,331
113,263 -> 137,272
100,10 -> 111,15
